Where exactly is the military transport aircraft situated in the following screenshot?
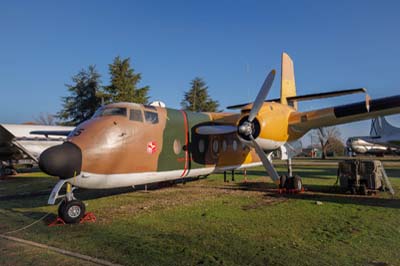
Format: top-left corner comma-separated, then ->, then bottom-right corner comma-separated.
38,53 -> 400,223
347,116 -> 400,155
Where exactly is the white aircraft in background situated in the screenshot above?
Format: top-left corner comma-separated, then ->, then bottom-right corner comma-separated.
0,124 -> 73,175
347,116 -> 400,155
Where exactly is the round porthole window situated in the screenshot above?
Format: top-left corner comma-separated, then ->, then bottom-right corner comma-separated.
198,139 -> 205,153
173,139 -> 182,155
222,140 -> 227,152
233,140 -> 238,151
212,139 -> 219,153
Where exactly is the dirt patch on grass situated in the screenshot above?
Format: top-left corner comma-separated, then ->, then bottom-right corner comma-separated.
98,181 -> 285,222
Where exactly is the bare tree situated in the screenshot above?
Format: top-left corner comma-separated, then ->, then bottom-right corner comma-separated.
35,113 -> 56,125
312,127 -> 344,159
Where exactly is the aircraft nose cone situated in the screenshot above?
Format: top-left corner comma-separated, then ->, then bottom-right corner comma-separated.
39,142 -> 82,179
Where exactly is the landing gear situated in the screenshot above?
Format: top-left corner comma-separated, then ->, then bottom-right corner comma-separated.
49,181 -> 87,224
279,175 -> 287,189
58,200 -> 86,224
0,161 -> 17,177
279,159 -> 303,192
293,175 -> 303,191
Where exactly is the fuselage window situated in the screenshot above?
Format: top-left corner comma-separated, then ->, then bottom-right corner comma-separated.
233,140 -> 238,151
222,140 -> 227,152
93,107 -> 127,118
144,111 -> 159,124
130,109 -> 143,122
212,139 -> 219,153
198,139 -> 205,153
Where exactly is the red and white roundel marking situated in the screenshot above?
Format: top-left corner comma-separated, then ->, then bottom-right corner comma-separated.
147,141 -> 157,154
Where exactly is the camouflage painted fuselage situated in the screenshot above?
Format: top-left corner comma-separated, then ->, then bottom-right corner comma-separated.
65,102 -> 294,189
61,92 -> 400,190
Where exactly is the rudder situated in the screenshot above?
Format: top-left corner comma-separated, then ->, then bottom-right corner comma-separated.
280,52 -> 297,109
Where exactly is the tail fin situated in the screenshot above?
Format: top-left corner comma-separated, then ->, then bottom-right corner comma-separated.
280,53 -> 297,109
372,116 -> 400,136
370,117 -> 381,136
380,116 -> 400,134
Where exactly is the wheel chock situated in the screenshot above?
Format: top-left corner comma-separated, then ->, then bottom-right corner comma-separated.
48,212 -> 97,226
48,217 -> 66,227
79,212 -> 96,223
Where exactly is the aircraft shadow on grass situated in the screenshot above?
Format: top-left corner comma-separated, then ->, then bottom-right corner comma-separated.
0,180 -> 182,212
246,166 -> 338,180
230,180 -> 400,209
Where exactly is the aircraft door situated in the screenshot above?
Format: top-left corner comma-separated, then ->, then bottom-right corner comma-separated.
157,109 -> 189,177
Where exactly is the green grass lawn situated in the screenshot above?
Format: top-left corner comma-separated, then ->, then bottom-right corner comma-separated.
1,160 -> 400,266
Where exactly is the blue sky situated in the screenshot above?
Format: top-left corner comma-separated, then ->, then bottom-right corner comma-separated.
1,0 -> 400,144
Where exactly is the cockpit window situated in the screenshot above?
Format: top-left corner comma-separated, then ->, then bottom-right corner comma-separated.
93,107 -> 127,118
144,111 -> 159,124
130,109 -> 143,122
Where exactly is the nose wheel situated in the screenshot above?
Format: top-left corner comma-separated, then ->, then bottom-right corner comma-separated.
58,199 -> 86,224
48,181 -> 87,224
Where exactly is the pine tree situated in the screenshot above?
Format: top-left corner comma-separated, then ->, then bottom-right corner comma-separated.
181,77 -> 219,112
102,56 -> 149,104
58,65 -> 102,126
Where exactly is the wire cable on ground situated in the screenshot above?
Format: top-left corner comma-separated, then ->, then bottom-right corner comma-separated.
0,234 -> 123,266
2,212 -> 52,235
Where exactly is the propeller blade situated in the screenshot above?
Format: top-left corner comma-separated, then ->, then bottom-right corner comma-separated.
248,70 -> 276,122
249,135 -> 280,182
196,125 -> 237,135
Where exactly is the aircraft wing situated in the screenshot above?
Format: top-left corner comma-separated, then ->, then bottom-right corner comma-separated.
0,124 -> 74,162
30,130 -> 72,137
289,95 -> 400,133
0,124 -> 30,161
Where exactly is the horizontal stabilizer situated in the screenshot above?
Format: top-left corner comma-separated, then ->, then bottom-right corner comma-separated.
285,88 -> 366,102
196,125 -> 237,135
227,88 -> 367,110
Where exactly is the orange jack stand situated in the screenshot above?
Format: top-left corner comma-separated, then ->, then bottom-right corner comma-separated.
48,212 -> 97,227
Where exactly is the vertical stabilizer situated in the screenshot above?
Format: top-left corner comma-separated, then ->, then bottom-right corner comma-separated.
380,116 -> 399,135
370,117 -> 380,136
280,53 -> 297,109
370,116 -> 400,136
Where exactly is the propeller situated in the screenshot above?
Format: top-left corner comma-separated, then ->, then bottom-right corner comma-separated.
249,134 -> 280,182
236,69 -> 280,182
248,70 -> 276,122
237,70 -> 275,140
196,69 -> 280,182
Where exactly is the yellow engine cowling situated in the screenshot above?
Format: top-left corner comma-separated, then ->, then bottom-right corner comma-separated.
237,103 -> 295,151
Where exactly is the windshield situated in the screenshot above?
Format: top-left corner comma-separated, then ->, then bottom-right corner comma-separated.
93,107 -> 127,118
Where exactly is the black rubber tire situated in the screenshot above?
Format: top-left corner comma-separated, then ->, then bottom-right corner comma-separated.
59,200 -> 85,224
279,175 -> 287,189
58,200 -> 67,218
293,175 -> 303,191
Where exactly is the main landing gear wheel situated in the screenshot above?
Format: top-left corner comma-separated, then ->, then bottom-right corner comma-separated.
280,175 -> 303,191
58,200 -> 86,224
293,175 -> 303,191
279,175 -> 287,189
